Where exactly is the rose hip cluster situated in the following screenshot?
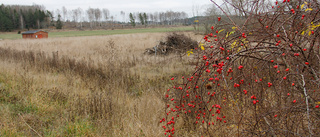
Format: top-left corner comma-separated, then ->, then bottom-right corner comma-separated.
161,0 -> 320,136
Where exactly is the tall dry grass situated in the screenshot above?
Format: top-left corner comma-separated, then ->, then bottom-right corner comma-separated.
0,32 -> 201,136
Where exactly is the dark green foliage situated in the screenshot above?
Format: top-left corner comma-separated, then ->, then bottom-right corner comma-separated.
129,13 -> 135,27
56,14 -> 63,29
143,13 -> 148,26
0,4 -> 49,31
139,13 -> 144,25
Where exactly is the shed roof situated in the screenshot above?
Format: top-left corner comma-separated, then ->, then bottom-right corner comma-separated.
22,30 -> 47,34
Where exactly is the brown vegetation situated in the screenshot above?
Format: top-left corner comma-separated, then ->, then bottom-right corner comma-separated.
162,0 -> 320,136
144,33 -> 198,55
0,32 -> 200,136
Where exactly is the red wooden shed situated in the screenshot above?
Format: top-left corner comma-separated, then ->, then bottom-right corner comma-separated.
22,30 -> 48,39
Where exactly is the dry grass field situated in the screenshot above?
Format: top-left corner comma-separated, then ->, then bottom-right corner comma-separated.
0,32 -> 203,136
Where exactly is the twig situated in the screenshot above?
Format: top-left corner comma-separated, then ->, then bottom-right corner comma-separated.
300,75 -> 313,137
263,117 -> 275,136
18,113 -> 43,137
209,0 -> 243,33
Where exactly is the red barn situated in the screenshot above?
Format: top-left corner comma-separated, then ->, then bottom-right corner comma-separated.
22,30 -> 48,39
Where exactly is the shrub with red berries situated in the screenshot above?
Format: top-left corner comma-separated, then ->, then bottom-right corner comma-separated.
161,0 -> 320,136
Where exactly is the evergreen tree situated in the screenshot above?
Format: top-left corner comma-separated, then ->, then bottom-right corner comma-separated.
0,4 -> 50,31
139,13 -> 144,25
129,13 -> 135,27
143,13 -> 148,26
56,14 -> 63,29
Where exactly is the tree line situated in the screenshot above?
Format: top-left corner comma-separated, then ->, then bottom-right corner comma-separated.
0,4 -> 53,32
58,7 -> 189,28
0,3 -> 191,31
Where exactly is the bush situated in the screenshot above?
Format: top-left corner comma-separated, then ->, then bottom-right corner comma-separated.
161,0 -> 320,136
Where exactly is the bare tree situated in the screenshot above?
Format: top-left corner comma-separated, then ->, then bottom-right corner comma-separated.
159,12 -> 165,25
181,11 -> 188,25
72,9 -> 79,23
120,11 -> 125,22
62,6 -> 67,21
86,7 -> 95,28
55,9 -> 61,21
153,12 -> 159,25
77,8 -> 83,29
102,8 -> 109,21
166,11 -> 174,25
94,8 -> 101,26
148,13 -> 154,25
102,8 -> 110,27
224,0 -> 272,17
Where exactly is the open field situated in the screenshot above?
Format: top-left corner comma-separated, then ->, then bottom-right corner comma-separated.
0,26 -> 194,40
0,32 -> 205,136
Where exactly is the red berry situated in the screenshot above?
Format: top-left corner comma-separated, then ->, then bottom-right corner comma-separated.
171,77 -> 174,80
293,100 -> 296,103
316,105 -> 319,108
274,115 -> 277,117
305,62 -> 309,65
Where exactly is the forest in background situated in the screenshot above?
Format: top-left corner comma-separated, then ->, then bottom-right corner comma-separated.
0,4 -> 50,31
0,4 -> 194,32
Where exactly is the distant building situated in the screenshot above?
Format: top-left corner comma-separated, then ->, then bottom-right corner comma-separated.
22,30 -> 48,39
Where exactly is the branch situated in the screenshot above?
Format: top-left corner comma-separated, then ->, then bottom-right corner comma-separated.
300,74 -> 313,137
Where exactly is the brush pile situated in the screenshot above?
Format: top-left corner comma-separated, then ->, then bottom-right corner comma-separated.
145,33 -> 197,55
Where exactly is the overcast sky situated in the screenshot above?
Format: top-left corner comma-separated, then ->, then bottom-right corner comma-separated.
1,0 -> 222,21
